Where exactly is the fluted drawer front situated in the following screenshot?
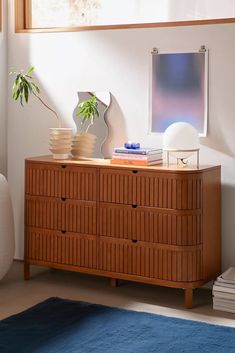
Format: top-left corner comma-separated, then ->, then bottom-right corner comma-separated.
25,162 -> 97,200
100,168 -> 202,209
25,196 -> 97,235
99,237 -> 202,282
26,228 -> 97,269
99,203 -> 201,246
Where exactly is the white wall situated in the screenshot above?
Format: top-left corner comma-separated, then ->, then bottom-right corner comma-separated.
7,1 -> 235,270
0,0 -> 7,176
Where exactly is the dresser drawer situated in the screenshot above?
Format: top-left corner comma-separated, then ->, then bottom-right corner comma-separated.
25,196 -> 97,235
99,168 -> 202,209
25,162 -> 97,201
99,203 -> 201,246
99,237 -> 202,282
25,228 -> 97,269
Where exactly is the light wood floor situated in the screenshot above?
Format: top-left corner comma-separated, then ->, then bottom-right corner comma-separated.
0,261 -> 235,327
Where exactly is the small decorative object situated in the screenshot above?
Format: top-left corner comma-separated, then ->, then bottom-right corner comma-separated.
71,133 -> 97,159
124,142 -> 140,149
112,146 -> 163,166
49,128 -> 73,160
72,92 -> 110,159
72,95 -> 99,159
0,174 -> 15,280
163,122 -> 200,168
77,95 -> 99,129
10,67 -> 73,159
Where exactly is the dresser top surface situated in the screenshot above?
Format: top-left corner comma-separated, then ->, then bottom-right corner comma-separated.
25,155 -> 221,174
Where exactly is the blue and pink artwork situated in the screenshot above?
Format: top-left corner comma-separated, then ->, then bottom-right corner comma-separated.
151,51 -> 207,136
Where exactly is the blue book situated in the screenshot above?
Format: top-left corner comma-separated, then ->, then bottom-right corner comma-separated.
114,147 -> 162,155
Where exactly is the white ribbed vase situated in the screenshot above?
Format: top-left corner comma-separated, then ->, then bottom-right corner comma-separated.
0,174 -> 15,280
49,128 -> 73,160
71,133 -> 97,159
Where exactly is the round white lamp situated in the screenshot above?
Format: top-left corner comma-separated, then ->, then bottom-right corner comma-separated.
0,174 -> 15,280
163,122 -> 200,168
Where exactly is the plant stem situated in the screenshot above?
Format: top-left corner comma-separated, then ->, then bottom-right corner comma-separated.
85,115 -> 94,133
32,91 -> 61,127
85,123 -> 91,133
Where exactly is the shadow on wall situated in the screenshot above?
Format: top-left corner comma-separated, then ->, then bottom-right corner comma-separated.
200,119 -> 235,158
201,73 -> 235,158
221,183 -> 235,270
27,73 -> 76,129
102,94 -> 128,158
9,65 -> 76,259
9,70 -> 78,159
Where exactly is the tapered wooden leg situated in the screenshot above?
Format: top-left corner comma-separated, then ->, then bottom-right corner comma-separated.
185,288 -> 193,309
110,278 -> 118,288
24,262 -> 30,280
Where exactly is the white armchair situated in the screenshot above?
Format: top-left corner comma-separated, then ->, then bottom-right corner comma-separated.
0,174 -> 15,280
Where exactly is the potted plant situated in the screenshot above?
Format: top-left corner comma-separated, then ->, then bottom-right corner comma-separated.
72,94 -> 99,159
10,67 -> 73,159
76,95 -> 99,132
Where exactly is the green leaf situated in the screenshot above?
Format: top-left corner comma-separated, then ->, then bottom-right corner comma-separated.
24,84 -> 29,103
26,66 -> 34,75
9,66 -> 40,105
31,82 -> 40,94
76,95 -> 99,129
13,89 -> 20,101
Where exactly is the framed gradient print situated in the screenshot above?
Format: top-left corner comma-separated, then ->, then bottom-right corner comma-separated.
150,49 -> 208,136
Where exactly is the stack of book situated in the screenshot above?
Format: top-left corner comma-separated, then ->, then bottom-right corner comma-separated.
111,147 -> 163,166
213,267 -> 235,313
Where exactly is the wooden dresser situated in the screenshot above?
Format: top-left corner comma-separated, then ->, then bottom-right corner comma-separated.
24,156 -> 221,308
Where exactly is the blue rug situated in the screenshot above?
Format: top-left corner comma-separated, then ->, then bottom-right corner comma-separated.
0,297 -> 235,353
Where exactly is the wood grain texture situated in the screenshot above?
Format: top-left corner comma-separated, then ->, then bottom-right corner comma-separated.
25,161 -> 97,200
99,237 -> 202,282
24,261 -> 30,280
25,228 -> 97,269
25,196 -> 97,235
99,203 -> 201,245
25,156 -> 219,172
99,168 -> 202,209
24,157 -> 221,308
202,168 -> 221,280
110,278 -> 118,288
185,288 -> 193,309
14,2 -> 235,34
14,0 -> 26,31
16,18 -> 235,34
27,258 -> 208,289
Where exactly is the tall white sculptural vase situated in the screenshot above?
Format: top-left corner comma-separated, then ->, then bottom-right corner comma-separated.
0,174 -> 15,280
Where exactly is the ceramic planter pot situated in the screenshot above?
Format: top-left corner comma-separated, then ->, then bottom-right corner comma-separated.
49,128 -> 73,159
71,132 -> 97,159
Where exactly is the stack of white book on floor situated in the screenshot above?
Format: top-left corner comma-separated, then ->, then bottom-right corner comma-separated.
213,267 -> 235,313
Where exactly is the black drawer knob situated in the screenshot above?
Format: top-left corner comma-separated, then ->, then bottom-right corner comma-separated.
132,170 -> 138,174
132,239 -> 138,244
61,165 -> 67,169
61,230 -> 66,234
132,204 -> 138,209
61,197 -> 66,201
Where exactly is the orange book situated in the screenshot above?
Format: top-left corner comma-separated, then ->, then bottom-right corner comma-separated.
111,159 -> 163,166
